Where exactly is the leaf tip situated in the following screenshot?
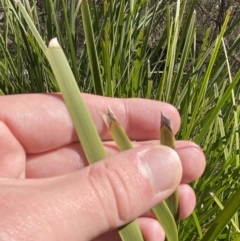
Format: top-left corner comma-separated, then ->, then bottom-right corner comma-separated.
102,107 -> 118,129
107,107 -> 118,122
48,38 -> 61,48
101,112 -> 110,129
160,112 -> 172,131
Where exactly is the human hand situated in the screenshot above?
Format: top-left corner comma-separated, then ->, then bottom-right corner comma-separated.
0,93 -> 205,241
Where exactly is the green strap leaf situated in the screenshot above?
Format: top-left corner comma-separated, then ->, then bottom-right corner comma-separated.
81,0 -> 104,95
46,38 -> 107,164
201,186 -> 240,241
160,112 -> 179,220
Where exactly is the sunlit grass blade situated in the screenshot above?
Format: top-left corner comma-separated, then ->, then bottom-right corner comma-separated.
157,4 -> 171,100
60,0 -> 80,82
103,108 -> 178,241
170,9 -> 196,104
160,112 -> 178,220
192,210 -> 203,239
8,0 -> 57,92
152,201 -> 179,241
46,38 -> 107,163
118,221 -> 144,241
132,30 -> 144,97
102,108 -> 133,151
194,69 -> 240,144
222,39 -> 240,168
146,81 -> 153,99
0,35 -> 18,81
201,186 -> 240,241
186,8 -> 231,140
160,112 -> 175,149
157,0 -> 186,102
0,89 -> 5,96
81,0 -> 104,95
101,40 -> 113,97
12,0 -> 47,52
210,192 -> 240,232
164,0 -> 183,102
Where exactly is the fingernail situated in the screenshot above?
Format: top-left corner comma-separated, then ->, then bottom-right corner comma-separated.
142,146 -> 182,193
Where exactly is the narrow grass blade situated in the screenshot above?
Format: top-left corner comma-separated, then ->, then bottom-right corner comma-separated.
160,112 -> 175,149
101,40 -> 112,97
46,38 -> 107,164
132,30 -> 144,97
118,221 -> 144,241
210,192 -> 240,232
192,210 -> 203,239
160,112 -> 179,220
157,5 -> 171,100
0,89 -> 5,96
194,69 -> 240,144
81,0 -> 104,95
152,201 -> 179,241
13,0 -> 47,52
233,235 -> 240,241
146,81 -> 153,99
103,108 -> 178,241
201,186 -> 240,241
186,9 -> 231,140
102,108 -> 133,151
222,39 -> 240,168
61,0 -> 80,82
170,10 -> 196,104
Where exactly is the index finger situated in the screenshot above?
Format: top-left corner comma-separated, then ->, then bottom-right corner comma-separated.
0,93 -> 180,153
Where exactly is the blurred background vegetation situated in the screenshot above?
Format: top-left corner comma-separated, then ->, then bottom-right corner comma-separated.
0,0 -> 240,240
1,0 -> 240,94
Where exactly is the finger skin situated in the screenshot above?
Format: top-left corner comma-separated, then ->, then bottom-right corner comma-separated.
91,218 -> 165,241
26,143 -> 85,178
25,145 -> 198,220
0,145 -> 182,241
26,141 -> 205,184
0,121 -> 25,178
137,217 -> 165,241
0,93 -> 180,153
178,184 -> 196,220
0,93 -> 204,241
176,141 -> 205,183
25,142 -> 200,222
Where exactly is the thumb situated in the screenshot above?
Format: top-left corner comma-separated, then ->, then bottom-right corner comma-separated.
1,145 -> 182,241
48,145 -> 182,241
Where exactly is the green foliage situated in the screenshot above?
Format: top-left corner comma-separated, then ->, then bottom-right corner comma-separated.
0,0 -> 240,240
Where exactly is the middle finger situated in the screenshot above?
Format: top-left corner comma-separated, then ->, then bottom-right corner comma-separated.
26,141 -> 205,183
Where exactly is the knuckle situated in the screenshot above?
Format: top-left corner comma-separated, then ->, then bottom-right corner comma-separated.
88,162 -> 133,226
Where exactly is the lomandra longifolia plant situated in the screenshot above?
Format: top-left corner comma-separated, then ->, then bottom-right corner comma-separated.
2,0 -> 240,240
